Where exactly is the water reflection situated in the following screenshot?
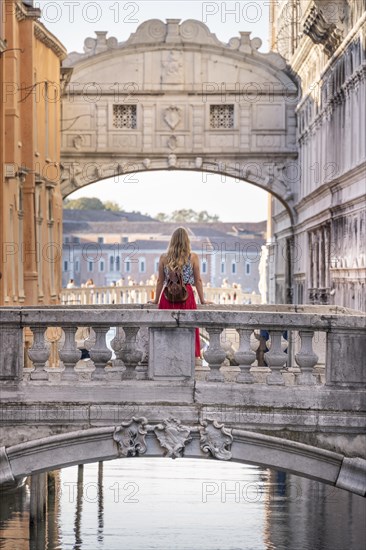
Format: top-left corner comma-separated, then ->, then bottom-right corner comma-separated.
74,464 -> 84,550
0,459 -> 365,550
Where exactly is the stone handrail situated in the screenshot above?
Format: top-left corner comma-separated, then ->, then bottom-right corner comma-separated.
60,285 -> 261,306
0,305 -> 364,387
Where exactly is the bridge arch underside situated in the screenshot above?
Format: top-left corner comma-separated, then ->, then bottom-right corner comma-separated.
61,164 -> 296,224
60,18 -> 299,224
2,427 -> 366,497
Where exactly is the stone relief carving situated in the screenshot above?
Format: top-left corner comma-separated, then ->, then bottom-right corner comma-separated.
154,418 -> 192,458
199,419 -> 233,460
163,106 -> 181,130
162,51 -> 183,83
72,134 -> 84,150
112,419 -> 234,461
167,136 -> 178,150
167,154 -> 177,168
113,417 -> 148,457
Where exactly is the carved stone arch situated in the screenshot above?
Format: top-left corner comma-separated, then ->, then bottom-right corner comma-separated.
2,425 -> 366,496
61,19 -> 299,226
61,161 -> 297,224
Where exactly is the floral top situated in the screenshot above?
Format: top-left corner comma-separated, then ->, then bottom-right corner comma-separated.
164,255 -> 195,285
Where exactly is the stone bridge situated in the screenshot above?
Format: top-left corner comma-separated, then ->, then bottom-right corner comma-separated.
0,305 -> 365,496
60,19 -> 298,222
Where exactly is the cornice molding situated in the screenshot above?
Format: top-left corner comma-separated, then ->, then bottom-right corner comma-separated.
294,162 -> 366,216
34,23 -> 67,60
303,3 -> 344,57
16,1 -> 41,21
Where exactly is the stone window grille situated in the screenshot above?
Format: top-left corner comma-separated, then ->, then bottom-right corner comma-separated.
210,105 -> 234,129
113,104 -> 137,129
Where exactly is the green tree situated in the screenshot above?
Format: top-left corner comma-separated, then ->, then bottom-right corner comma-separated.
196,210 -> 220,223
170,209 -> 197,222
63,197 -> 104,210
156,209 -> 220,223
155,212 -> 168,221
104,201 -> 123,212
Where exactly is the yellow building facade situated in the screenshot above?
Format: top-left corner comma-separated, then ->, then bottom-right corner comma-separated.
0,0 -> 67,305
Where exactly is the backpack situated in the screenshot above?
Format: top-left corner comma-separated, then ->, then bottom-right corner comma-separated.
163,268 -> 189,303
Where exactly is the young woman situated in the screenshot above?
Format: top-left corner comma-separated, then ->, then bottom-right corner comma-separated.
148,227 -> 211,357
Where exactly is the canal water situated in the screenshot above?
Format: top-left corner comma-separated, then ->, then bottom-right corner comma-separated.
1,459 -> 365,550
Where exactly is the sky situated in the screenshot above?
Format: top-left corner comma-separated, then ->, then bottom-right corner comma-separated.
39,1 -> 271,222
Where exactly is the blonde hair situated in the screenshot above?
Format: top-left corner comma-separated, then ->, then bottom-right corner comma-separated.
166,227 -> 191,271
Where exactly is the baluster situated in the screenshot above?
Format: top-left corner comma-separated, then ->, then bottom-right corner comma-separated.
203,327 -> 226,382
295,330 -> 318,385
44,327 -> 64,383
89,326 -> 112,380
235,328 -> 255,383
135,327 -> 149,380
28,326 -> 49,380
59,326 -> 82,379
120,326 -> 143,379
265,330 -> 288,385
105,327 -> 125,381
251,330 -> 271,383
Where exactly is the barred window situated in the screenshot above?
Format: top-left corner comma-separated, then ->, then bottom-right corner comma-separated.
113,105 -> 137,129
210,105 -> 234,129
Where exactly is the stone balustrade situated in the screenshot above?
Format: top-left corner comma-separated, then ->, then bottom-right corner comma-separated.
60,285 -> 261,306
0,305 -> 364,388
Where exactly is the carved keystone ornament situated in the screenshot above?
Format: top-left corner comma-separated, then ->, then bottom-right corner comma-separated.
113,417 -> 148,457
154,418 -> 192,458
199,419 -> 233,460
113,418 -> 233,461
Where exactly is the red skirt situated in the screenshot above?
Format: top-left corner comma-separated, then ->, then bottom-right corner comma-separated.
158,284 -> 200,357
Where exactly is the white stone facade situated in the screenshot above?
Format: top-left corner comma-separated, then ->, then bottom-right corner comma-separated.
61,19 -> 298,219
270,0 -> 366,311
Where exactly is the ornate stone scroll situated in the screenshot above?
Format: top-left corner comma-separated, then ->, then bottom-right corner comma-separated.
154,418 -> 192,458
113,417 -> 147,457
199,419 -> 233,460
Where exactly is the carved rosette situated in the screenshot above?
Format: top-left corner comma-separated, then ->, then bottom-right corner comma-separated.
199,420 -> 233,460
154,418 -> 192,458
113,417 -> 148,457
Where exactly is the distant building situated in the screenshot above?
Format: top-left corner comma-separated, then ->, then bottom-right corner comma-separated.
62,209 -> 266,292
